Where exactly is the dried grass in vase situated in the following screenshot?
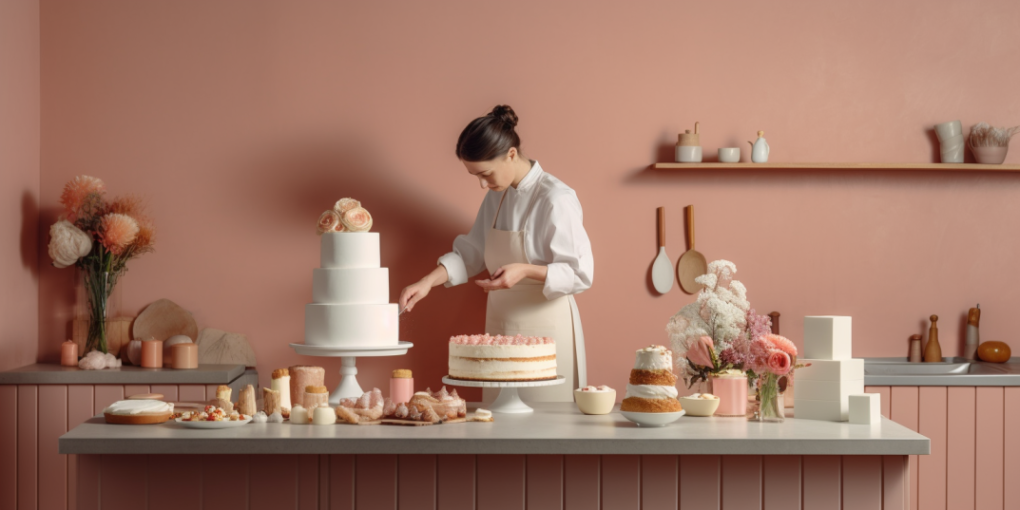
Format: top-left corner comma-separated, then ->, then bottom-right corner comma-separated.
969,123 -> 1020,147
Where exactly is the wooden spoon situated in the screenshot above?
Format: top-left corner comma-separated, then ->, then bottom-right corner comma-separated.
676,205 -> 707,294
651,207 -> 674,294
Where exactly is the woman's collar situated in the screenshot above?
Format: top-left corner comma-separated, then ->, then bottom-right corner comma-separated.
514,161 -> 543,191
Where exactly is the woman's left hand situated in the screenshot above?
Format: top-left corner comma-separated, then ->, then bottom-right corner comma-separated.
475,263 -> 542,291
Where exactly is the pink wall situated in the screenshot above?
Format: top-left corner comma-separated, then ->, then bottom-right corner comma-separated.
36,1 -> 1020,397
0,0 -> 40,372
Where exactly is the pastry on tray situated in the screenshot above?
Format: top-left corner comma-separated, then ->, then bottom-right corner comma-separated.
104,400 -> 174,425
176,405 -> 249,422
337,388 -> 384,422
619,345 -> 683,413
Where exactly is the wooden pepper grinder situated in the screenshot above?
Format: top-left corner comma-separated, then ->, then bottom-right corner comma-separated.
964,304 -> 980,361
924,315 -> 942,362
908,334 -> 923,362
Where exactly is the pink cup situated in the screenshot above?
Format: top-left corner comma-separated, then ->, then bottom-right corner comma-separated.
711,375 -> 748,417
390,377 -> 414,404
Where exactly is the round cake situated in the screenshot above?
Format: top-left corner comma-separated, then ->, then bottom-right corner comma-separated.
103,399 -> 174,425
448,334 -> 557,381
620,345 -> 682,413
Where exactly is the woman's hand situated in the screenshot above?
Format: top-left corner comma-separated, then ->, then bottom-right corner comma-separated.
399,266 -> 449,313
474,263 -> 547,292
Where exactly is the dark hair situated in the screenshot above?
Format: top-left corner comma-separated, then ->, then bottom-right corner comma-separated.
455,105 -> 521,162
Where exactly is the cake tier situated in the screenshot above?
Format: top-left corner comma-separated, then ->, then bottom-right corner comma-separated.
449,343 -> 557,381
312,268 -> 389,304
304,303 -> 398,346
620,396 -> 683,413
321,232 -> 380,269
624,383 -> 679,400
633,345 -> 672,370
629,369 -> 678,386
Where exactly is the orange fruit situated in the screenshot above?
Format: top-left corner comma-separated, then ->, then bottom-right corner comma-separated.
977,341 -> 1012,363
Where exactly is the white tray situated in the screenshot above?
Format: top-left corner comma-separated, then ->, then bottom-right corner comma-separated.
442,376 -> 565,414
175,416 -> 253,429
289,341 -> 413,357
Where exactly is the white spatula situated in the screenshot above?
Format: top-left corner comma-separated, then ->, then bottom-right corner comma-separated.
651,207 -> 674,294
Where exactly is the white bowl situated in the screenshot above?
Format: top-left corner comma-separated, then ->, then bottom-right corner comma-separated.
574,389 -> 616,415
679,396 -> 720,417
620,410 -> 685,427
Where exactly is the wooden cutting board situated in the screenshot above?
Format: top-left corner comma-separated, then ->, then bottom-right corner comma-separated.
133,299 -> 198,342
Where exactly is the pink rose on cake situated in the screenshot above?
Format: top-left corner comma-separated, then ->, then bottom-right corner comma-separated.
333,198 -> 361,214
317,210 -> 343,235
341,206 -> 373,232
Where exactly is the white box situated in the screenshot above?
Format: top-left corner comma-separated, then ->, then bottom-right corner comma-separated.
849,394 -> 881,425
795,359 -> 864,381
794,398 -> 847,422
803,316 -> 852,360
794,379 -> 864,402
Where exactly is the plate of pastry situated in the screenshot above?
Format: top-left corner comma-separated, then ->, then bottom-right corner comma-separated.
174,406 -> 252,428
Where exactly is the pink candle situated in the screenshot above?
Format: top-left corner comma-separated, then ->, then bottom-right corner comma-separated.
712,375 -> 749,417
171,343 -> 198,369
390,370 -> 414,404
141,340 -> 163,368
61,341 -> 78,367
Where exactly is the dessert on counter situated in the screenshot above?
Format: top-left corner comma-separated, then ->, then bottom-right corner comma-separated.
104,399 -> 174,425
271,368 -> 292,413
469,409 -> 493,422
620,345 -> 682,413
304,385 -> 330,410
574,385 -> 616,415
448,334 -> 557,381
177,405 -> 248,422
289,365 -> 325,408
337,388 -> 385,422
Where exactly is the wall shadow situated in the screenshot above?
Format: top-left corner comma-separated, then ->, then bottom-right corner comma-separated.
20,190 -> 38,278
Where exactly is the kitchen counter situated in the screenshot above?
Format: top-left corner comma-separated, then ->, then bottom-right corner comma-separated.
60,402 -> 928,456
863,357 -> 1020,386
0,363 -> 246,385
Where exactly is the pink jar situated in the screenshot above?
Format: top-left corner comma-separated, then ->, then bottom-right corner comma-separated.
711,374 -> 748,417
141,340 -> 163,368
390,369 -> 413,403
61,341 -> 78,367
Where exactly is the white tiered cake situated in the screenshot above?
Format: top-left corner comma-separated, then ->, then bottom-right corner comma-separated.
304,232 -> 399,347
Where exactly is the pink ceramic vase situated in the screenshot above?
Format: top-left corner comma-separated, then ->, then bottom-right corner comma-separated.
971,145 -> 1008,164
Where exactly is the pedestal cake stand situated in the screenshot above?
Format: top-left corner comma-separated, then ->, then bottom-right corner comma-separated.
441,376 -> 565,414
290,342 -> 413,405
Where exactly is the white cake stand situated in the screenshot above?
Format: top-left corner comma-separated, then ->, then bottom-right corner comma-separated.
441,376 -> 565,414
290,342 -> 413,405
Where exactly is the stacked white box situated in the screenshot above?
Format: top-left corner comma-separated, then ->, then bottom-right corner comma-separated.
849,394 -> 881,425
795,316 -> 863,422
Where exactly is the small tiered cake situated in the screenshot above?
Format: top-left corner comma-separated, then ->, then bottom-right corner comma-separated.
448,334 -> 557,381
620,345 -> 682,413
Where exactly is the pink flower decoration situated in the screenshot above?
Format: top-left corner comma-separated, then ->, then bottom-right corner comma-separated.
317,210 -> 342,235
98,213 -> 139,255
341,207 -> 373,232
60,175 -> 105,223
766,350 -> 791,375
687,336 -> 715,368
764,334 -> 798,358
333,198 -> 362,214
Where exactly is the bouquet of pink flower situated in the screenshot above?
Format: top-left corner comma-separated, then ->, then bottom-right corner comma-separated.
47,176 -> 155,354
317,197 -> 373,234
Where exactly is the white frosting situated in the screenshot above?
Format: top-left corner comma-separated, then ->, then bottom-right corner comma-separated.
579,385 -> 614,392
312,268 -> 389,304
633,345 -> 672,370
474,409 -> 492,419
624,383 -> 679,400
449,358 -> 557,377
104,400 -> 173,415
290,405 -> 309,424
449,343 -> 557,359
304,303 -> 399,346
271,376 -> 292,410
312,406 -> 337,425
252,411 -> 268,423
320,232 -> 380,269
267,412 -> 284,423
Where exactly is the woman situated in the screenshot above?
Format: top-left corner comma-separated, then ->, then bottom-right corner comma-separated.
399,105 -> 593,402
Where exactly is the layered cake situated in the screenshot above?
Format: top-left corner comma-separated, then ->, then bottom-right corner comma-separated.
305,199 -> 398,347
448,334 -> 557,381
620,345 -> 683,413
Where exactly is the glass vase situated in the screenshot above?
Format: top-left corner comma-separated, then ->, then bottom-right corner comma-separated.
81,270 -> 114,354
752,373 -> 785,422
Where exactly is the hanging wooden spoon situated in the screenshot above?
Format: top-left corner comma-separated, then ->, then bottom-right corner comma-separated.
651,207 -> 674,294
676,205 -> 707,294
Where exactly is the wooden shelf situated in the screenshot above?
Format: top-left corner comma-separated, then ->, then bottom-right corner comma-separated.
652,162 -> 1020,171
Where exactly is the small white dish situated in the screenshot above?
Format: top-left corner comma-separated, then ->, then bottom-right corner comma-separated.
175,417 -> 252,429
620,409 -> 685,427
574,388 -> 616,415
717,147 -> 741,163
679,396 -> 720,417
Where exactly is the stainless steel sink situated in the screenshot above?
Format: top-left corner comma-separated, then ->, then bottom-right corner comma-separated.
863,357 -> 1020,386
865,361 -> 970,376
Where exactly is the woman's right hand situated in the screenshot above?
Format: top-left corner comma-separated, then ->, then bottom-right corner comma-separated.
399,279 -> 433,314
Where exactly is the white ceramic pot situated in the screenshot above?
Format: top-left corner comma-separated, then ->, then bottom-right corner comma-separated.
718,147 -> 741,163
676,146 -> 703,163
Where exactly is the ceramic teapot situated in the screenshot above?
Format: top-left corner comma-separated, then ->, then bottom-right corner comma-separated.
748,130 -> 770,163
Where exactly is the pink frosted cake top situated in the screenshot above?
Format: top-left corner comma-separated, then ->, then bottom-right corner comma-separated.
450,334 -> 554,346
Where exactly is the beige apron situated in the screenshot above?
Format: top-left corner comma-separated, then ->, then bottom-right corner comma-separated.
482,174 -> 587,403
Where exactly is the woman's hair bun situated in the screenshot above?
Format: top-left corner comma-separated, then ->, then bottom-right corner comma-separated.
490,105 -> 518,129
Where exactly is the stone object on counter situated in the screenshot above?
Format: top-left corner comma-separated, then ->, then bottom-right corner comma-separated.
849,394 -> 881,425
794,399 -> 845,422
289,366 -> 325,408
803,316 -> 852,360
978,341 -> 1012,363
196,328 -> 257,368
924,315 -> 942,362
237,384 -> 256,416
78,350 -> 122,370
795,359 -> 864,381
133,299 -> 199,343
263,388 -> 282,415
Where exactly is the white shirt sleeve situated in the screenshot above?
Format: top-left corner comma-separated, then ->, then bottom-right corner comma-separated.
531,190 -> 594,300
437,199 -> 489,287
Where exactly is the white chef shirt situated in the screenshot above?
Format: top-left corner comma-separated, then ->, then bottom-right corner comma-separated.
437,161 -> 594,300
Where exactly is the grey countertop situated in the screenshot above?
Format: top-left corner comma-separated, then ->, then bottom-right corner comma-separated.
59,403 -> 929,456
0,363 -> 247,385
863,357 -> 1020,386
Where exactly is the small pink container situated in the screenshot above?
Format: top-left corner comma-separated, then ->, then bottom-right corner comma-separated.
141,340 -> 163,368
711,375 -> 749,417
390,377 -> 414,404
61,341 -> 78,367
171,343 -> 198,369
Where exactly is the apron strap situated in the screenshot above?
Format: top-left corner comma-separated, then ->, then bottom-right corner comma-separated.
492,190 -> 509,229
